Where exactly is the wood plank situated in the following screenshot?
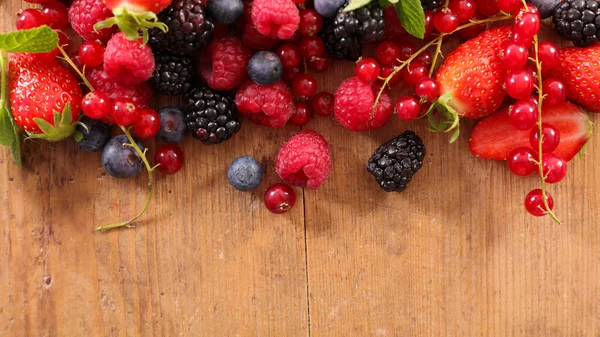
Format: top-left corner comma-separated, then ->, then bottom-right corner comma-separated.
305,53 -> 600,337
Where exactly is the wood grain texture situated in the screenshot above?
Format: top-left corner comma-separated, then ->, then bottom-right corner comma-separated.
1,1 -> 599,336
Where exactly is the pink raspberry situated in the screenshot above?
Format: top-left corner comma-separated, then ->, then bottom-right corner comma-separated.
235,80 -> 295,128
334,77 -> 394,132
68,0 -> 117,43
103,33 -> 155,86
276,130 -> 332,190
198,37 -> 252,91
251,0 -> 300,40
88,66 -> 153,106
242,23 -> 279,51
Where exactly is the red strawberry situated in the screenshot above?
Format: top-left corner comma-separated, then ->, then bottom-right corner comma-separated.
553,44 -> 600,113
94,0 -> 171,42
435,26 -> 511,121
469,101 -> 592,162
9,54 -> 82,140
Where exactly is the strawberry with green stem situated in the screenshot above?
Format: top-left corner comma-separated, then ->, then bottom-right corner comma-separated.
94,0 -> 170,43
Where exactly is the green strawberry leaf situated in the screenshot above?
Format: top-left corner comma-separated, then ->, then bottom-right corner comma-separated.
344,0 -> 373,11
0,26 -> 58,53
395,0 -> 426,39
0,106 -> 22,166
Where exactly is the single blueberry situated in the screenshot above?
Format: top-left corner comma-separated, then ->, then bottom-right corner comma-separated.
101,135 -> 145,179
314,0 -> 345,18
207,0 -> 244,25
248,51 -> 283,86
227,156 -> 264,191
158,106 -> 187,144
531,0 -> 560,19
76,116 -> 111,152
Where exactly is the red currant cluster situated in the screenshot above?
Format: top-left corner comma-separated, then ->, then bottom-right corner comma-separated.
276,8 -> 334,126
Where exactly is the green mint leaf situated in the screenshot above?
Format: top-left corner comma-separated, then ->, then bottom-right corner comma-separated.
0,26 -> 58,53
344,0 -> 373,11
0,107 -> 22,166
395,0 -> 425,39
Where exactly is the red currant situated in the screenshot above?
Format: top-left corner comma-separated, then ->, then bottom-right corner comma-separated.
505,69 -> 535,100
476,0 -> 500,16
507,147 -> 537,176
499,41 -> 529,70
355,58 -> 380,84
403,62 -> 428,86
290,101 -> 312,126
299,36 -> 325,60
448,0 -> 476,23
154,144 -> 185,175
530,123 -> 560,154
525,189 -> 554,217
298,9 -> 323,36
509,100 -> 538,130
379,65 -> 403,86
434,9 -> 459,33
292,74 -> 318,99
264,183 -> 296,214
283,66 -> 302,83
310,92 -> 334,117
424,11 -> 435,38
516,4 -> 540,19
542,78 -> 567,105
541,153 -> 567,184
416,50 -> 433,66
538,42 -> 560,72
376,41 -> 401,66
111,98 -> 138,126
397,41 -> 417,61
132,107 -> 161,139
308,56 -> 329,72
514,12 -> 540,39
81,91 -> 111,119
16,9 -> 44,30
79,40 -> 105,68
40,2 -> 69,29
496,0 -> 521,13
415,77 -> 440,101
277,43 -> 302,69
395,96 -> 421,121
511,31 -> 534,48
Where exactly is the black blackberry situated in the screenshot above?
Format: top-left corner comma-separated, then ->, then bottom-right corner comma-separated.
553,0 -> 600,47
421,0 -> 442,10
321,1 -> 385,61
149,0 -> 215,56
150,53 -> 193,95
183,85 -> 241,144
367,131 -> 426,192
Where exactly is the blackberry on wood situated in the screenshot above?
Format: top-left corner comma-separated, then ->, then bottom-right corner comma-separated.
150,53 -> 193,95
553,0 -> 600,47
149,0 -> 215,56
183,85 -> 241,144
321,1 -> 385,61
367,131 -> 426,192
421,0 -> 442,10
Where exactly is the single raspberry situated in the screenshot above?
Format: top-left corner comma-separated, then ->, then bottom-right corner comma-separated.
251,0 -> 300,40
276,130 -> 332,190
334,77 -> 393,132
88,66 -> 153,106
198,37 -> 252,91
68,0 -> 117,42
104,33 -> 155,86
235,80 -> 295,128
242,23 -> 279,51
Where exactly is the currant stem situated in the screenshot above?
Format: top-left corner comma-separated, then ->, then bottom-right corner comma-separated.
429,36 -> 445,77
58,45 -> 94,92
532,35 -> 562,224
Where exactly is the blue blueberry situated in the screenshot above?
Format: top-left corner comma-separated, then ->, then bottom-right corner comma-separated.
529,0 -> 559,19
76,117 -> 111,152
314,0 -> 345,18
248,51 -> 283,86
101,135 -> 145,179
227,156 -> 264,191
207,0 -> 244,25
157,106 -> 187,144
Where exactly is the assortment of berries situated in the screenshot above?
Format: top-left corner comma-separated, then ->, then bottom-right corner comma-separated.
2,0 -> 599,230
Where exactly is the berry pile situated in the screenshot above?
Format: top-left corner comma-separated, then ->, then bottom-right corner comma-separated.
0,0 -> 597,229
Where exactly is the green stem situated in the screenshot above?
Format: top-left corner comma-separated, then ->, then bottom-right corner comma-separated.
532,36 -> 562,224
429,36 -> 444,77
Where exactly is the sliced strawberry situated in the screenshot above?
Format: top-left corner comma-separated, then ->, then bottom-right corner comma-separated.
469,101 -> 593,162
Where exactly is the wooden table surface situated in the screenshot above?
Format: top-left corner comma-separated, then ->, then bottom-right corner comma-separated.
2,2 -> 600,336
